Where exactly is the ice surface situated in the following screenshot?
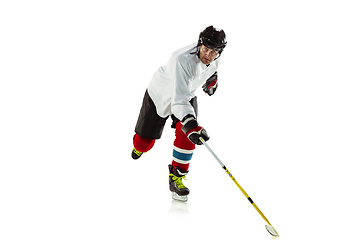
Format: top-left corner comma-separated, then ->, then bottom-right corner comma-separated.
1,0 -> 360,240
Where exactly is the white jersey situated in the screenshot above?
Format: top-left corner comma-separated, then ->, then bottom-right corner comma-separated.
147,43 -> 221,121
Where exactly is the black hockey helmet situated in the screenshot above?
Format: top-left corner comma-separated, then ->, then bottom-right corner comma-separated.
198,26 -> 227,53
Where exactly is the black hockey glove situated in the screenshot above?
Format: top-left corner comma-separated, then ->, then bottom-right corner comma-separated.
181,115 -> 210,145
202,72 -> 218,96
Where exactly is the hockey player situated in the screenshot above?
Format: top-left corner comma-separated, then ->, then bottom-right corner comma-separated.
131,26 -> 227,201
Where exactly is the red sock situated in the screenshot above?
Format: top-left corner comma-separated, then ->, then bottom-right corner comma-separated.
133,134 -> 155,152
172,122 -> 195,172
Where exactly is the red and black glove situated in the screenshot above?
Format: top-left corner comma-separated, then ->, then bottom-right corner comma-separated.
181,115 -> 210,145
202,72 -> 218,96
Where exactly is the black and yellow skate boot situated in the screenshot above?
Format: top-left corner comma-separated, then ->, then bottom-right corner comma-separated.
169,164 -> 189,201
131,148 -> 144,160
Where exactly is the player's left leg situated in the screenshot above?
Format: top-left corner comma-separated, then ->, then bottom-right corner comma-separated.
169,121 -> 195,200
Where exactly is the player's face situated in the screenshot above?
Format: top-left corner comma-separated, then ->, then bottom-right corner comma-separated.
199,45 -> 219,65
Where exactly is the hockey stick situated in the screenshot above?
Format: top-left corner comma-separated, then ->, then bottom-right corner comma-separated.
199,137 -> 279,237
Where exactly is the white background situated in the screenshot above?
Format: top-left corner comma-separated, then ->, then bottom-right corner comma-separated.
1,0 -> 359,239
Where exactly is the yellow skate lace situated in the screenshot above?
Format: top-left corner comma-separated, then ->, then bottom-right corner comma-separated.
169,174 -> 187,189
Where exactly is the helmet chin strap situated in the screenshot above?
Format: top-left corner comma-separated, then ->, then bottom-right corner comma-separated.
213,50 -> 222,61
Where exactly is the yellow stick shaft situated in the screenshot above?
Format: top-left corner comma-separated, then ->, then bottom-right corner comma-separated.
200,137 -> 277,232
223,167 -> 272,226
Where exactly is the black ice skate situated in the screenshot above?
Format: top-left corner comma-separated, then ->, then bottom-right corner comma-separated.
169,164 -> 189,202
131,148 -> 143,160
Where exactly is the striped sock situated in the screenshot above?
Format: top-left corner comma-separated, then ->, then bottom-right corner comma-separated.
172,146 -> 194,171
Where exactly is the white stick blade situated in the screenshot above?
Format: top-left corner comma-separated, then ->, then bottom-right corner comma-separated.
265,225 -> 279,236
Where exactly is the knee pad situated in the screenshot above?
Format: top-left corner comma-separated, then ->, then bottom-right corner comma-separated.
133,134 -> 155,152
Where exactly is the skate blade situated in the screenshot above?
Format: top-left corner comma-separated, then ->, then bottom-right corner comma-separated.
171,192 -> 188,202
265,225 -> 279,236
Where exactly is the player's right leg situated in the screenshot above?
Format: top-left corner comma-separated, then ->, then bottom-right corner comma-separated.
131,90 -> 168,159
132,134 -> 155,159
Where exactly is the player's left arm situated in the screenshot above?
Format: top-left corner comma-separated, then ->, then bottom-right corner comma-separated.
202,71 -> 218,96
